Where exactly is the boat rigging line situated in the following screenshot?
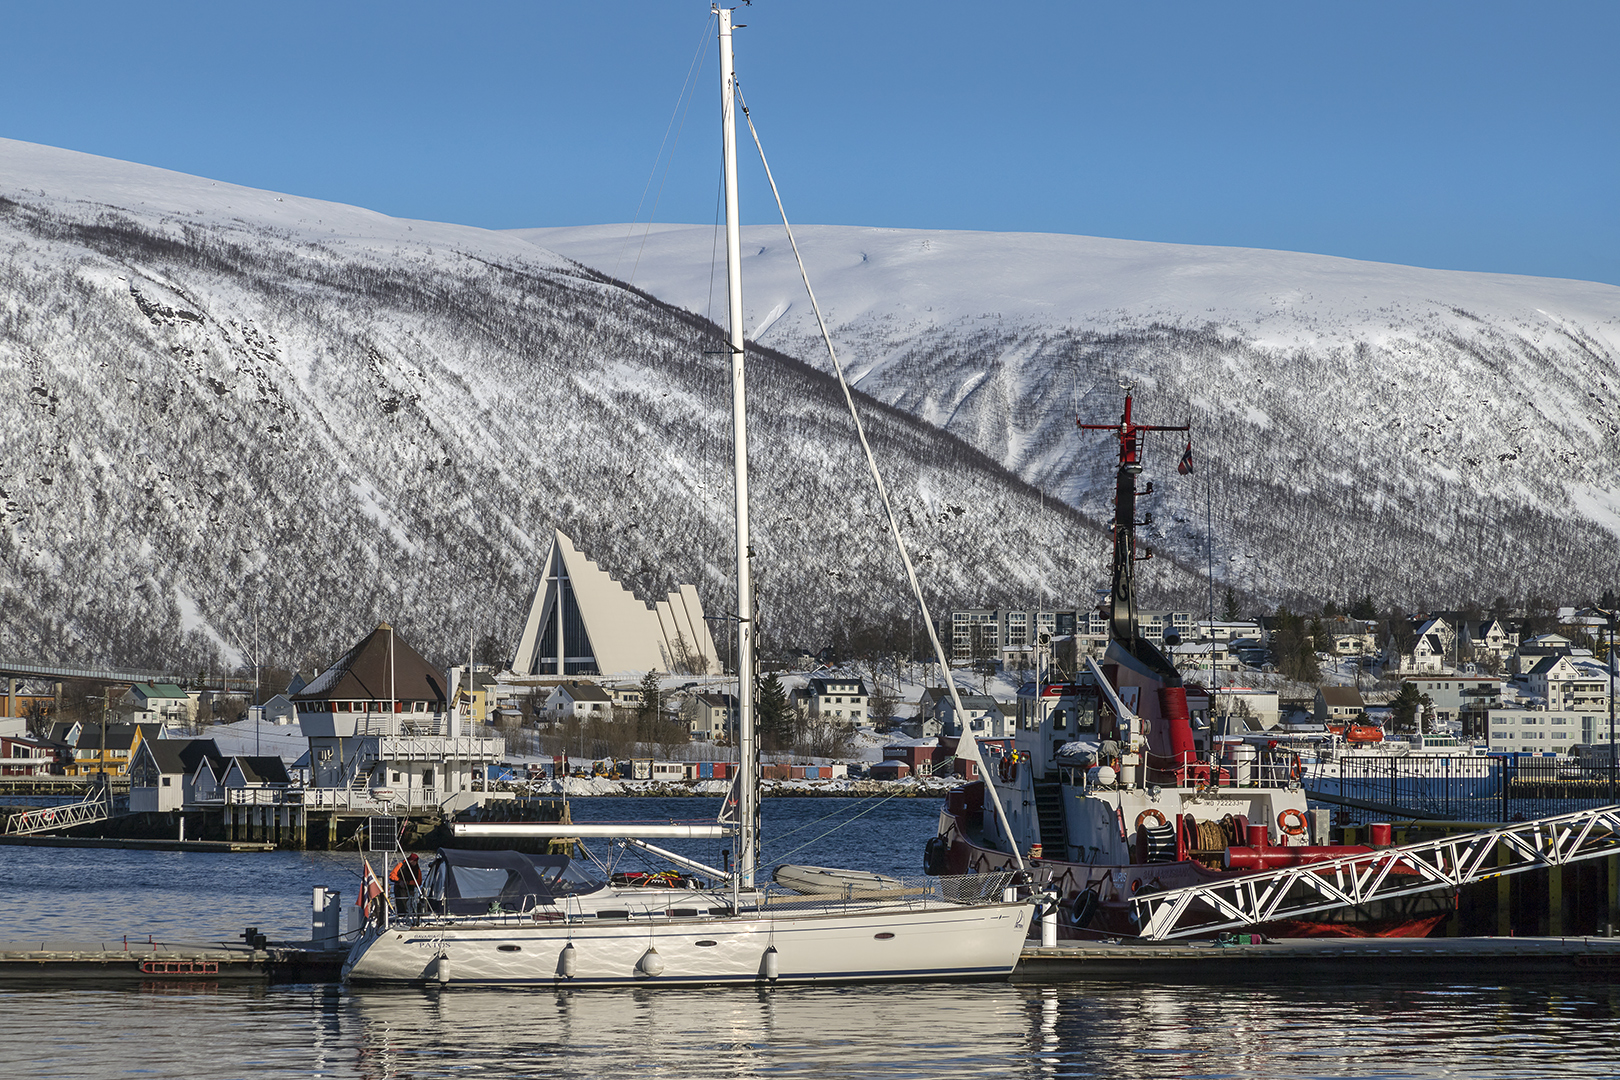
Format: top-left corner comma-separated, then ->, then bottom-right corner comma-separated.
733,85 -> 1022,869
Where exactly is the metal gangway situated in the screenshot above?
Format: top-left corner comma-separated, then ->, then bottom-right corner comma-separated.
1133,803 -> 1620,940
5,789 -> 113,835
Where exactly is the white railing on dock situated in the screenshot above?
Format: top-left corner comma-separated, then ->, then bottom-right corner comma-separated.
220,786 -> 449,812
1132,803 -> 1620,940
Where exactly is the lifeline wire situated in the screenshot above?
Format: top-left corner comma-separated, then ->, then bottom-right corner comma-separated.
760,783 -> 934,868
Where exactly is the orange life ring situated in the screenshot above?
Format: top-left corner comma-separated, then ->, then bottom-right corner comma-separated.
1135,808 -> 1167,831
1290,756 -> 1303,781
1277,808 -> 1308,837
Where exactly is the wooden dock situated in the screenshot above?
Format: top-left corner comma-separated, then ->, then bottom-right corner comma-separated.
1015,934 -> 1620,982
0,835 -> 275,852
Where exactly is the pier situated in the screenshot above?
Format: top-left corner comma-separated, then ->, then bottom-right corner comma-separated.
1015,935 -> 1620,982
0,932 -> 1616,985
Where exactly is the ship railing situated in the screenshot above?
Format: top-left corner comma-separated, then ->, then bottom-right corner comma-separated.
382,872 -> 1025,929
1143,749 -> 1302,790
763,871 -> 1021,910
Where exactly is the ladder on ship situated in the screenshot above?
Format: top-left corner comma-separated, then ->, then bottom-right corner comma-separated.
1033,779 -> 1067,857
1131,803 -> 1620,940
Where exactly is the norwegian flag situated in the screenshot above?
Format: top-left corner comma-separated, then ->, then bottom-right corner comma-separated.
1177,441 -> 1194,476
358,859 -> 384,909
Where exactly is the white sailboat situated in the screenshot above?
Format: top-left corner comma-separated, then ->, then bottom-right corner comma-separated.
340,6 -> 1032,988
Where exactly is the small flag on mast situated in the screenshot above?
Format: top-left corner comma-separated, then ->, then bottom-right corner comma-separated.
1177,441 -> 1194,475
358,859 -> 383,909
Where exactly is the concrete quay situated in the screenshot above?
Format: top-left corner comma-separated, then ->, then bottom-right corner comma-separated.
1014,934 -> 1620,983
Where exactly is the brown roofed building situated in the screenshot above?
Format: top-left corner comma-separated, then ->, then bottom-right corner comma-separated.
1315,686 -> 1366,724
294,622 -> 504,812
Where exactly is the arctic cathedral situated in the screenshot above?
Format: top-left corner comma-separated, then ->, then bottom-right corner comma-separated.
509,530 -> 722,678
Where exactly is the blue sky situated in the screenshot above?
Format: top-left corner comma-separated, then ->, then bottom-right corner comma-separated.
2,1 -> 1616,285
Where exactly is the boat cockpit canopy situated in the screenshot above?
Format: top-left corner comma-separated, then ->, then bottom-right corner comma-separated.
425,849 -> 604,914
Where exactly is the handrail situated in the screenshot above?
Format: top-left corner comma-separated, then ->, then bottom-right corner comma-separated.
1132,802 -> 1620,940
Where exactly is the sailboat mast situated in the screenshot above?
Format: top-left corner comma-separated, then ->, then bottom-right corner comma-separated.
718,5 -> 757,888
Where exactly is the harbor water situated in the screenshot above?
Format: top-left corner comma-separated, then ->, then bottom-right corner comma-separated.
2,797 -> 1617,1079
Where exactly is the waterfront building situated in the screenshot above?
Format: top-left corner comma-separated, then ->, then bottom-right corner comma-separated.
293,622 -> 504,814
1486,707 -> 1610,755
128,738 -> 225,812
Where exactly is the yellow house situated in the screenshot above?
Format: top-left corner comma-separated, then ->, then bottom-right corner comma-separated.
454,668 -> 495,724
64,723 -> 161,777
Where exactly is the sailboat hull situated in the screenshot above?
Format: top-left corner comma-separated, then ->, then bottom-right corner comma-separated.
343,902 -> 1032,986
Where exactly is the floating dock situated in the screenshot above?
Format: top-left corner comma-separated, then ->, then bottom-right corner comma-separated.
0,939 -> 346,983
1015,935 -> 1620,982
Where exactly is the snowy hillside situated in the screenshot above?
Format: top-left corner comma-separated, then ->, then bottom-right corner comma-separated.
0,140 -> 1121,671
518,224 -> 1620,607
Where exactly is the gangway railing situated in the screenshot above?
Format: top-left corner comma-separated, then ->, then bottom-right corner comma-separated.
1132,803 -> 1620,941
6,790 -> 113,835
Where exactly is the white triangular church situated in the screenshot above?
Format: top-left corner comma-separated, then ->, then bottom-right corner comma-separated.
510,530 -> 722,678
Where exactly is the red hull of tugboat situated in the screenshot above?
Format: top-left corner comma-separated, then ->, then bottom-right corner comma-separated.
939,813 -> 1452,941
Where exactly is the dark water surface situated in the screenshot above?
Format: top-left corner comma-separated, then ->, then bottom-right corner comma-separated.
2,797 -> 1616,1079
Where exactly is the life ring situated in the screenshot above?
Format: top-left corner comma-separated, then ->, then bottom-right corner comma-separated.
1290,756 -> 1303,782
1135,808 -> 1167,831
1277,808 -> 1308,837
1070,887 -> 1100,929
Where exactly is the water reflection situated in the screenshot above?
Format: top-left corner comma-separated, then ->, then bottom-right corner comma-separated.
11,980 -> 1614,1080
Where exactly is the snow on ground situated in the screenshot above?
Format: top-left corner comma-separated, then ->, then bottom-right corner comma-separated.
514,223 -> 1620,361
201,718 -> 309,762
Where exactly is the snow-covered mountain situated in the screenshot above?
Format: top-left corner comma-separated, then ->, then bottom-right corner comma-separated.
518,223 -> 1620,609
0,140 -> 1119,671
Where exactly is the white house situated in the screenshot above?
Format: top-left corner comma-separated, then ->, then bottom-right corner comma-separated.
1460,618 -> 1518,666
803,677 -> 868,724
542,681 -> 615,723
689,693 -> 735,741
222,755 -> 293,800
120,683 -> 194,727
128,738 -> 225,813
1525,655 -> 1610,712
909,688 -> 1008,739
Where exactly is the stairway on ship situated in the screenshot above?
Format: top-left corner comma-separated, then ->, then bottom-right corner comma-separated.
1033,779 -> 1067,856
